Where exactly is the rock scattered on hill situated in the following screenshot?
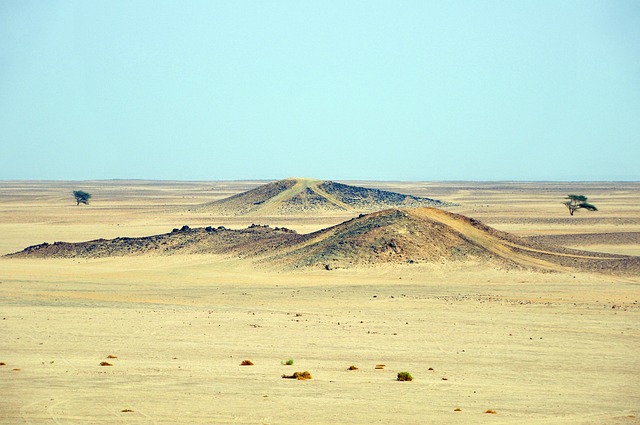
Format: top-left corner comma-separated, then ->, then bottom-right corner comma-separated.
7,208 -> 639,276
196,178 -> 455,216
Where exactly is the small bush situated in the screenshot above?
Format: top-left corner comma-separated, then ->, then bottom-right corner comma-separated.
375,364 -> 385,370
240,360 -> 254,366
282,359 -> 294,365
347,365 -> 358,370
99,362 -> 112,366
282,371 -> 312,380
484,409 -> 497,414
397,371 -> 413,381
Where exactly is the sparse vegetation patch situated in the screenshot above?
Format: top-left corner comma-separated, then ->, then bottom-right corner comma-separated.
397,371 -> 413,381
563,194 -> 597,216
73,190 -> 92,206
282,371 -> 312,380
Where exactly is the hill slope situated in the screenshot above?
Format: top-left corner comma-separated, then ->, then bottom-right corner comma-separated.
265,208 -> 639,274
196,178 -> 453,216
7,208 -> 639,276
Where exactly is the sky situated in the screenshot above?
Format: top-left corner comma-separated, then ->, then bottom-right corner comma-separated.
1,1 -> 639,181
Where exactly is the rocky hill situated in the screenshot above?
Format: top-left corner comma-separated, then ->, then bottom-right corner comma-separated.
196,178 -> 454,216
264,208 -> 639,274
8,224 -> 303,259
8,208 -> 639,276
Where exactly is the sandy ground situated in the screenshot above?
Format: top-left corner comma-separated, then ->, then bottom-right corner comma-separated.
1,180 -> 639,424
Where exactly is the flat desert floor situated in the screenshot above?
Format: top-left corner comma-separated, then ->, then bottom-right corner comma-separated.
1,180 -> 639,424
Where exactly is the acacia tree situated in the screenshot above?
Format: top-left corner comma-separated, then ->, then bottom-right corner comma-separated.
563,194 -> 597,216
73,190 -> 92,205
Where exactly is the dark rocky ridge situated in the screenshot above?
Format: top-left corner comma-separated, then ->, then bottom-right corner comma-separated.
7,208 -> 639,276
10,225 -> 303,259
527,232 -> 640,246
196,178 -> 455,216
319,181 -> 447,210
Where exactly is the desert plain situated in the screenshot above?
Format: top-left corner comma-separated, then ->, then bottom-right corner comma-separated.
1,180 -> 639,424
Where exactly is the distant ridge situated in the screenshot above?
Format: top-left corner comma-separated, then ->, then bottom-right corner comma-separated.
8,208 -> 638,276
195,178 -> 454,216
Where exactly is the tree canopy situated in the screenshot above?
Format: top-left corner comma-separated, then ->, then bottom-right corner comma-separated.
73,190 -> 92,206
563,194 -> 597,216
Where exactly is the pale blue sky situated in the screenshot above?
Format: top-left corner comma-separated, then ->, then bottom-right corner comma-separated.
1,1 -> 639,181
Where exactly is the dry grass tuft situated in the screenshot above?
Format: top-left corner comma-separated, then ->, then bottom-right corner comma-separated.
240,360 -> 254,366
485,409 -> 497,414
347,365 -> 358,370
121,409 -> 134,413
100,361 -> 113,366
397,371 -> 413,381
375,364 -> 386,370
107,355 -> 118,359
295,371 -> 312,380
0,362 -> 6,366
454,408 -> 462,412
282,371 -> 312,380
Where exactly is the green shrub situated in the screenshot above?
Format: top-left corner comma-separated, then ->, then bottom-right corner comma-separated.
397,371 -> 413,381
